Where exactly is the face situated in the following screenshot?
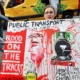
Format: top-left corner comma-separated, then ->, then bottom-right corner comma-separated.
28,32 -> 45,67
44,7 -> 55,20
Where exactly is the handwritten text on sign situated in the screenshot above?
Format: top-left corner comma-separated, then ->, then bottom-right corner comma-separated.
1,23 -> 26,75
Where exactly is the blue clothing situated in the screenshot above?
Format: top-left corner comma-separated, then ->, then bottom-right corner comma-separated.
0,3 -> 8,38
0,14 -> 8,38
0,3 -> 6,52
0,14 -> 8,22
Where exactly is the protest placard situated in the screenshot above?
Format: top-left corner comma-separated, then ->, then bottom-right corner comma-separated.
0,19 -> 80,80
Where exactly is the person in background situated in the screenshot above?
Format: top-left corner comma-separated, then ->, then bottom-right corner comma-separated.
0,3 -> 11,52
43,5 -> 56,20
0,3 -> 8,67
0,2 -> 5,38
0,14 -> 9,52
0,14 -> 9,22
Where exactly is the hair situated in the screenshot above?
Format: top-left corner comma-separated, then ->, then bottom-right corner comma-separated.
43,5 -> 56,15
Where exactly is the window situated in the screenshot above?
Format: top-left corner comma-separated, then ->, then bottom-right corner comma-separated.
7,0 -> 24,8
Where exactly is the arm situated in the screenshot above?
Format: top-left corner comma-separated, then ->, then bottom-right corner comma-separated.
0,14 -> 8,22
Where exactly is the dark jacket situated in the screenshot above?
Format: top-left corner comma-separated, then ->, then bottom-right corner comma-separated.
0,3 -> 5,16
0,3 -> 5,22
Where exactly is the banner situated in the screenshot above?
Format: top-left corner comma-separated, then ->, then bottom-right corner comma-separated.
0,19 -> 80,80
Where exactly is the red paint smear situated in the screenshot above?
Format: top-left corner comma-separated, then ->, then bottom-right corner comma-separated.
31,52 -> 44,68
38,74 -> 48,80
71,49 -> 80,64
44,29 -> 59,54
0,75 -> 25,80
67,23 -> 79,36
36,53 -> 44,68
31,53 -> 36,63
50,60 -> 75,67
67,24 -> 75,31
44,29 -> 59,39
